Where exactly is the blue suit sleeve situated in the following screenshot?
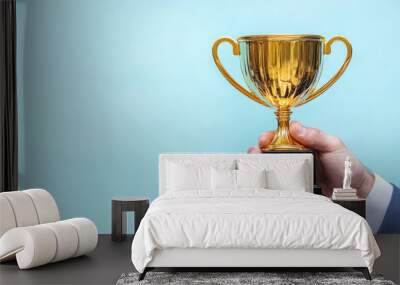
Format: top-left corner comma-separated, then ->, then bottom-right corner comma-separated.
378,184 -> 400,234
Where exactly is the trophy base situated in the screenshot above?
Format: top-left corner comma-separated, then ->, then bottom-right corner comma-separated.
261,144 -> 307,152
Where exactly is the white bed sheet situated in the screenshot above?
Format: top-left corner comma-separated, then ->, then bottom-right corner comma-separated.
131,190 -> 380,273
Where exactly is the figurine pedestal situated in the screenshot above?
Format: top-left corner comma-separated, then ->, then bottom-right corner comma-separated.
332,188 -> 359,200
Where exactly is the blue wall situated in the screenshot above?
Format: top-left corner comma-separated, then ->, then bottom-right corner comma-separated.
17,0 -> 400,233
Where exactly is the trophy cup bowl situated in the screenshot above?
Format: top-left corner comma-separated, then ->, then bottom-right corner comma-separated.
212,34 -> 352,151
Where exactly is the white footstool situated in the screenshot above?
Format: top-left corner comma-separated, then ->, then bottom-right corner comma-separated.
0,189 -> 98,269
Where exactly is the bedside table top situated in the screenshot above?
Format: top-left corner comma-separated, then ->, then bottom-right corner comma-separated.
332,198 -> 366,202
112,197 -> 149,202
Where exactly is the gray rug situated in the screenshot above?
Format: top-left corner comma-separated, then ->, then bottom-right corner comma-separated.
116,272 -> 396,285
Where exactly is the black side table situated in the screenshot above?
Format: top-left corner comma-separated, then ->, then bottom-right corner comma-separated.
112,197 -> 149,242
332,198 -> 366,218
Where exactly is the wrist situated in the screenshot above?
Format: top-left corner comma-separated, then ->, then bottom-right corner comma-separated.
358,169 -> 375,198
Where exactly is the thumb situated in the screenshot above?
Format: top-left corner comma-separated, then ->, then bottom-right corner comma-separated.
289,121 -> 342,152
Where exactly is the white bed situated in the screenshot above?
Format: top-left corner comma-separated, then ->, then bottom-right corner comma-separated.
131,153 -> 380,280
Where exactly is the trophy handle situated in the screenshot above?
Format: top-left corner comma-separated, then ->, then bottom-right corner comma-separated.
212,37 -> 270,107
297,36 -> 353,106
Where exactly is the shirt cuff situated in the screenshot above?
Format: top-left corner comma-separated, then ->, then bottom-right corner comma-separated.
366,174 -> 393,233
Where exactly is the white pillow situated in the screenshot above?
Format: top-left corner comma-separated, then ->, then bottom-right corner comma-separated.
211,169 -> 267,190
166,160 -> 236,191
237,169 -> 267,189
167,163 -> 211,191
237,159 -> 310,192
265,162 -> 309,191
211,168 -> 236,190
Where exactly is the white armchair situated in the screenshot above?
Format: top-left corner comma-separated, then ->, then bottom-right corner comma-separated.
0,189 -> 97,269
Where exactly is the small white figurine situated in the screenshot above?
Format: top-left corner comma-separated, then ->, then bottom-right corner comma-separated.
342,156 -> 352,190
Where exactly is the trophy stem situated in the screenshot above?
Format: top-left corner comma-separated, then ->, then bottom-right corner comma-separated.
262,106 -> 304,152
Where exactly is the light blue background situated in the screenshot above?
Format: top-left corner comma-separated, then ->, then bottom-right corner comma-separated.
16,0 -> 400,233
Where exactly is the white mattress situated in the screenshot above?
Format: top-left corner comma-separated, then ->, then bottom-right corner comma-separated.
131,190 -> 380,273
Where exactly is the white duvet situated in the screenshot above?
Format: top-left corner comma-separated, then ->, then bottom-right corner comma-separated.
131,190 -> 380,272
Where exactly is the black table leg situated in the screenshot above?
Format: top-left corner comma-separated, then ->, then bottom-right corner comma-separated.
112,201 -> 127,241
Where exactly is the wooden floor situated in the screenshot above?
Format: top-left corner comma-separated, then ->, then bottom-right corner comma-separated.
0,235 -> 134,285
1,234 -> 398,285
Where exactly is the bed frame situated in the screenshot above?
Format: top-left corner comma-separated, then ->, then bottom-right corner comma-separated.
138,153 -> 372,281
141,249 -> 371,280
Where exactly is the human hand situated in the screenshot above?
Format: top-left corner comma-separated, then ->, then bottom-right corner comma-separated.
248,122 -> 375,198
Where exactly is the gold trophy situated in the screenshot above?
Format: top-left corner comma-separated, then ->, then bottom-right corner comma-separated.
212,34 -> 352,151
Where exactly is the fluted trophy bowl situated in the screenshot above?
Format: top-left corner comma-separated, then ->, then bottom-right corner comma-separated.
212,34 -> 352,151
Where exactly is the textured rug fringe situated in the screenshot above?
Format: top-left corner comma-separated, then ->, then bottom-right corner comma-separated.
116,271 -> 394,285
